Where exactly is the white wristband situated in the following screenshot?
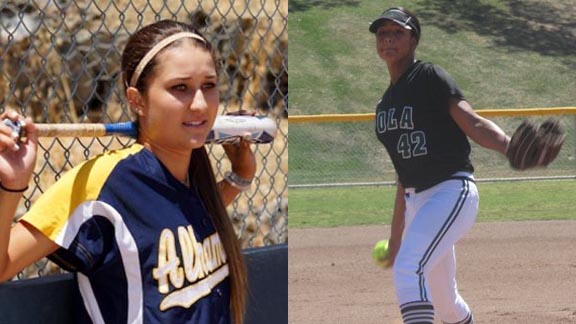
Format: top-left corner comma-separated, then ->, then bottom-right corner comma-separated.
224,171 -> 253,191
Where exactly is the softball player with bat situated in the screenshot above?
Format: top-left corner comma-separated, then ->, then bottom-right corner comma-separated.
0,20 -> 255,324
369,7 -> 512,324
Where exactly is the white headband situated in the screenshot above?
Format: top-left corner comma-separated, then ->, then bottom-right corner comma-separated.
129,31 -> 207,88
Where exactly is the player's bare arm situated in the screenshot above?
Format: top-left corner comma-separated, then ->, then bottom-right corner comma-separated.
219,138 -> 256,206
0,222 -> 58,282
0,112 -> 58,282
449,97 -> 510,155
387,181 -> 406,267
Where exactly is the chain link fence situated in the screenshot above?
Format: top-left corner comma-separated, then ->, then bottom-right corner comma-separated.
289,112 -> 576,187
0,0 -> 287,278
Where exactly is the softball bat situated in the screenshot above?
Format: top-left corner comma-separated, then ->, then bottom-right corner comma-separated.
2,115 -> 277,144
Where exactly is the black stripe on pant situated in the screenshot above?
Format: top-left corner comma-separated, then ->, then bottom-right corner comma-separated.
416,179 -> 471,301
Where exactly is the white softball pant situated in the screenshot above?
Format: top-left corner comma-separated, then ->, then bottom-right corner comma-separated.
394,172 -> 478,324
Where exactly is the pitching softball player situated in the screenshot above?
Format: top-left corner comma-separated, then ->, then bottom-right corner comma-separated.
369,7 -> 511,324
0,20 -> 255,324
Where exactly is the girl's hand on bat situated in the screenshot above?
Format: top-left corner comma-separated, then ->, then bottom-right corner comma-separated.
0,110 -> 38,191
222,110 -> 257,181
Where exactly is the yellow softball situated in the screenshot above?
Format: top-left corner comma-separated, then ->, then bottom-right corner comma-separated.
372,239 -> 391,268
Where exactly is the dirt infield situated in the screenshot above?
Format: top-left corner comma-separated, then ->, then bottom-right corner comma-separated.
289,221 -> 576,323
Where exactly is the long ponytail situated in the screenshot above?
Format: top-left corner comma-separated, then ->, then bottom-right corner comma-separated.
190,147 -> 247,324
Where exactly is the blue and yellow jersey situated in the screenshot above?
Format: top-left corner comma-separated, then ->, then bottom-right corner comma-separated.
21,144 -> 231,324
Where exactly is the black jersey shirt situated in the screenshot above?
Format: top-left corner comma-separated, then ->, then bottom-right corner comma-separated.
375,60 -> 474,190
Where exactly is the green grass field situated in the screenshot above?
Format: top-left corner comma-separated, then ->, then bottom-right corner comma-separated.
288,0 -> 576,223
290,180 -> 576,228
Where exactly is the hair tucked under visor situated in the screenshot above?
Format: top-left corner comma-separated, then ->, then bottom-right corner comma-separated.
369,7 -> 421,42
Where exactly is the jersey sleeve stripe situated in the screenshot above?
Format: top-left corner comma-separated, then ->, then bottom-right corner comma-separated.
57,200 -> 144,324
